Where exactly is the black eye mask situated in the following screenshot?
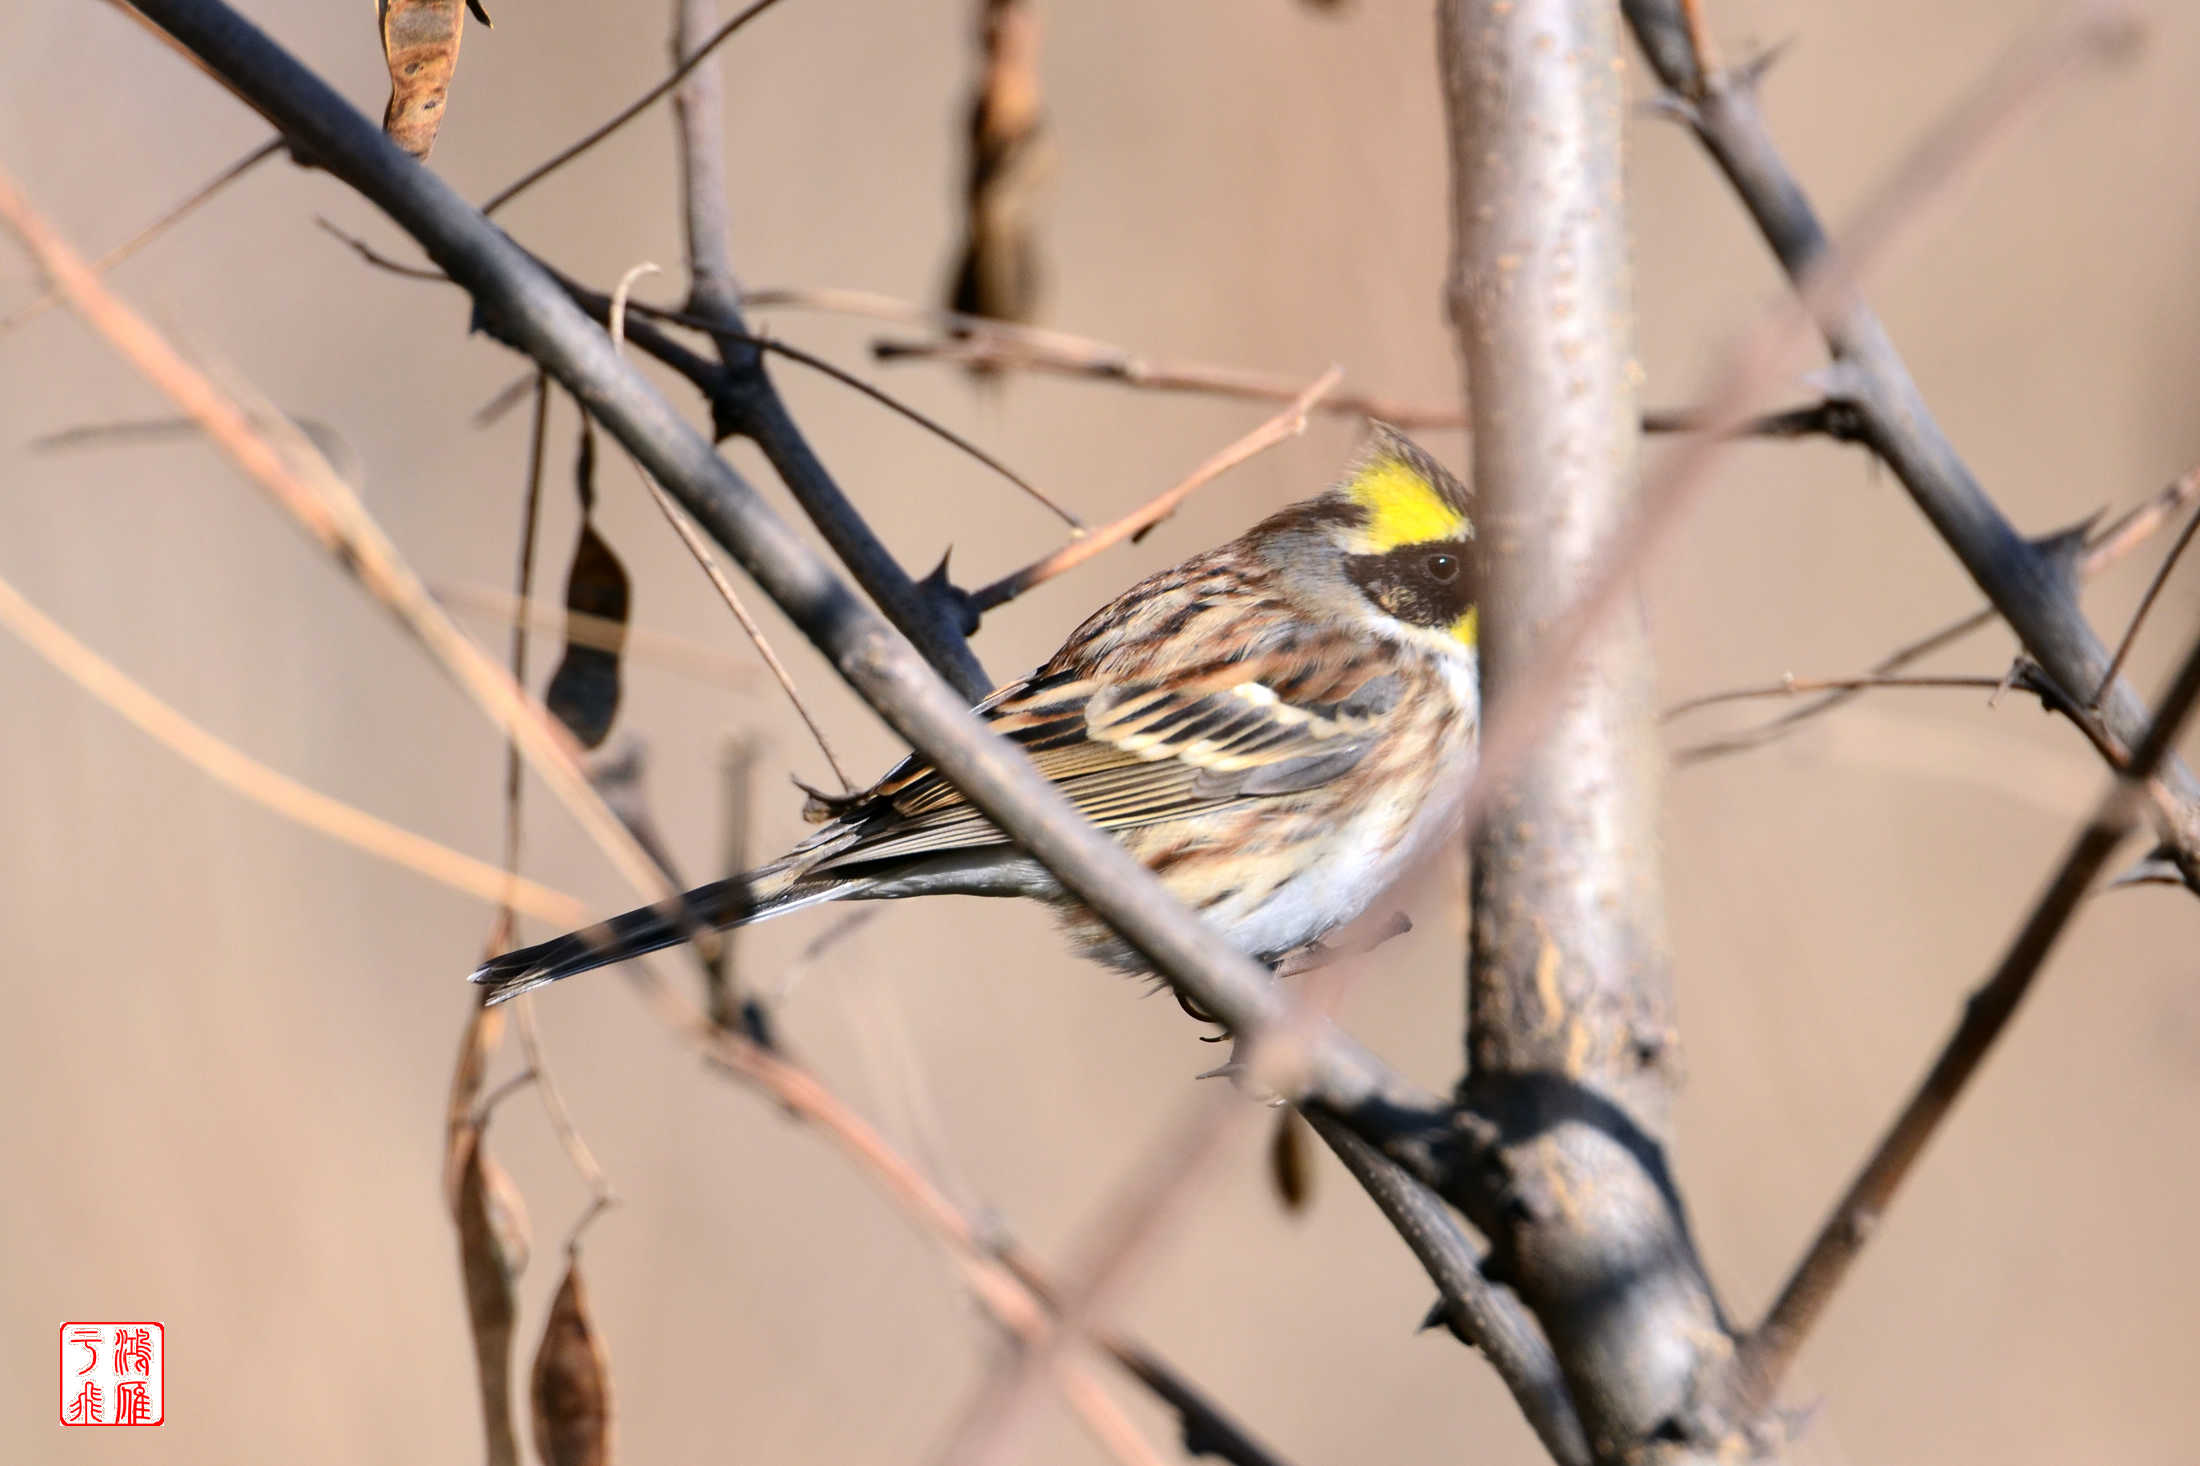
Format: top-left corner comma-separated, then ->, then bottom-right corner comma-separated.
1344,539 -> 1475,630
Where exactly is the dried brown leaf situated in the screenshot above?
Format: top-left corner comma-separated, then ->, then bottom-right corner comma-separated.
532,1259 -> 614,1466
545,423 -> 630,749
380,0 -> 468,159
457,1125 -> 530,1466
948,0 -> 1052,335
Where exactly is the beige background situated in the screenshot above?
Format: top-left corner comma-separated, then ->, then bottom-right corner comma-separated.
4,1 -> 2198,1462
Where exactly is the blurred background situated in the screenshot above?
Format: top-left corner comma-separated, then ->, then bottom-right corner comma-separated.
4,1 -> 2198,1462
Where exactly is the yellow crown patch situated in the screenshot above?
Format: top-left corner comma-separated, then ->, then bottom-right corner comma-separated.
1344,443 -> 1470,554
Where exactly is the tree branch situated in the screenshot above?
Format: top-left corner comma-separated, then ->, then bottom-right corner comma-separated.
1673,465 -> 2200,764
1441,1 -> 1735,1457
650,0 -> 990,698
1733,614 -> 2200,1408
1300,1109 -> 1590,1466
1618,0 -> 2197,890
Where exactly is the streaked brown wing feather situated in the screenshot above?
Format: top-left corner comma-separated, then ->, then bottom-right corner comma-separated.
806,636 -> 1398,873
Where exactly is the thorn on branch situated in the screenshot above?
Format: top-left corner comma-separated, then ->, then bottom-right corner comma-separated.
1642,398 -> 1871,444
2108,845 -> 2187,890
2028,516 -> 2098,599
1731,37 -> 1794,95
923,548 -> 984,637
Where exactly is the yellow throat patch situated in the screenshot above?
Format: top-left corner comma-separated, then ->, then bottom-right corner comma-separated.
1345,449 -> 1470,554
1450,604 -> 1479,649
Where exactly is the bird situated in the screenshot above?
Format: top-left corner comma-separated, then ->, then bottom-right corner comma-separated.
471,423 -> 1479,1007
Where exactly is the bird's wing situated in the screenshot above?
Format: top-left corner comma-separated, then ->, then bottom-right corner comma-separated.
803,652 -> 1400,872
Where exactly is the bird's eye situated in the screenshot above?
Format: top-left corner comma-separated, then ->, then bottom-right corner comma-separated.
1425,552 -> 1459,584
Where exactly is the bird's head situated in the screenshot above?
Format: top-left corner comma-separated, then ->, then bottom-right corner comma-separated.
1248,423 -> 1477,655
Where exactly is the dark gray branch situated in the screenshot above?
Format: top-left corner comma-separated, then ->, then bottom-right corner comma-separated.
1302,1109 -> 1589,1466
1619,0 -> 2197,891
670,0 -> 747,353
1440,0 -> 1737,1457
1735,614 -> 2200,1408
655,0 -> 988,700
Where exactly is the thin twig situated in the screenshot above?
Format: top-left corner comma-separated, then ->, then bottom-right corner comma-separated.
2093,501 -> 2200,707
1663,672 -> 2009,722
489,372 -> 615,1213
0,563 -> 583,925
970,366 -> 1343,613
934,1084 -> 1251,1466
494,371 -> 551,934
435,580 -> 759,692
781,284 -> 1863,446
611,294 -> 1074,527
479,0 -> 795,216
708,322 -> 1079,529
671,0 -> 742,331
661,939 -> 1283,1466
318,217 -> 1060,643
1677,465 -> 2200,762
1734,615 -> 2200,1409
605,284 -> 1084,527
0,136 -> 282,339
513,1000 -> 615,1207
315,215 -> 445,279
876,327 -> 1465,428
633,468 -> 855,790
473,369 -> 540,429
610,263 -> 853,790
471,1069 -> 539,1127
745,282 -> 1451,422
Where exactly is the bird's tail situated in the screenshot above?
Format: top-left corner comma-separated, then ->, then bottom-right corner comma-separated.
468,858 -> 859,1006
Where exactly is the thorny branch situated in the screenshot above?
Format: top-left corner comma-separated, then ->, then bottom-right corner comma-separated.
1621,0 -> 2200,893
316,218 -> 1071,531
1673,466 -> 2200,763
645,0 -> 992,700
868,295 -> 1870,446
969,367 -> 1342,614
1626,0 -> 2199,1428
1735,615 -> 2200,1410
